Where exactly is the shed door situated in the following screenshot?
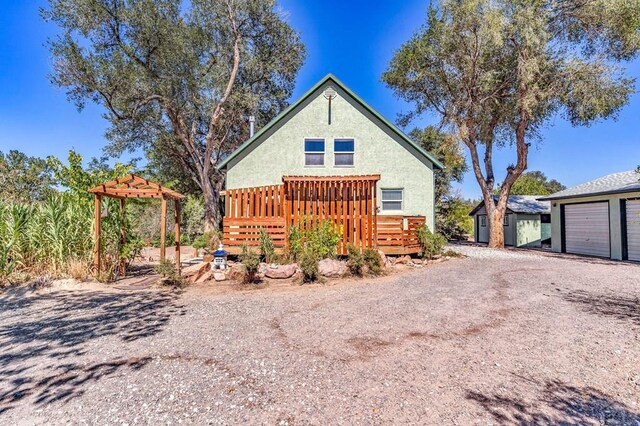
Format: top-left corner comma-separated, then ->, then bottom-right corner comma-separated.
626,200 -> 640,262
564,203 -> 610,258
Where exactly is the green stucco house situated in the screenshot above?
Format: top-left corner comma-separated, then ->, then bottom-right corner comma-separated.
470,196 -> 551,247
217,74 -> 443,231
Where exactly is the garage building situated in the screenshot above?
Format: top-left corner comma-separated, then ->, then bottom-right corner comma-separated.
470,196 -> 551,247
539,170 -> 640,261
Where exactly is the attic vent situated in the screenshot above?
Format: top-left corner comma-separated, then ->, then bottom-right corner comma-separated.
323,86 -> 337,125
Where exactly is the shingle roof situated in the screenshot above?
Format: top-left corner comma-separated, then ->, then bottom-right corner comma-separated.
216,73 -> 444,170
538,171 -> 640,201
469,195 -> 551,216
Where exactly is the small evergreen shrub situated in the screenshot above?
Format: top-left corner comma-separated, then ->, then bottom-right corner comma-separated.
363,248 -> 382,275
240,244 -> 261,283
258,228 -> 276,263
417,225 -> 447,259
155,259 -> 185,287
346,244 -> 364,277
299,249 -> 319,283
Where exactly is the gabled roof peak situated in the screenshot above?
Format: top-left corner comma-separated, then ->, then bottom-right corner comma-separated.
216,73 -> 444,170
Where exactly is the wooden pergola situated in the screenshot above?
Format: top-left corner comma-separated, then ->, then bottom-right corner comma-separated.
88,174 -> 185,275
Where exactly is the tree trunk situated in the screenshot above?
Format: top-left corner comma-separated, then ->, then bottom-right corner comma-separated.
203,180 -> 220,233
487,204 -> 506,248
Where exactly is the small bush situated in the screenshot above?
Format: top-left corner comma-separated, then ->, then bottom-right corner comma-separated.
442,249 -> 463,258
299,249 -> 319,283
417,225 -> 447,260
155,259 -> 185,287
363,248 -> 382,275
121,237 -> 144,266
346,244 -> 364,277
286,225 -> 302,262
240,244 -> 261,283
285,218 -> 341,262
191,233 -> 209,251
258,228 -> 276,263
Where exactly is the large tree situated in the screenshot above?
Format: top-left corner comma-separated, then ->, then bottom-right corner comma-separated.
384,0 -> 639,247
509,171 -> 565,196
0,150 -> 57,203
44,0 -> 305,231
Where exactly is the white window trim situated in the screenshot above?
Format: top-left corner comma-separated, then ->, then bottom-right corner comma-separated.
304,138 -> 325,168
381,188 -> 404,212
333,137 -> 355,168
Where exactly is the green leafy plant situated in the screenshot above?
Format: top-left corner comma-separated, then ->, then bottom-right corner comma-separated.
417,225 -> 447,260
363,248 -> 383,275
346,244 -> 364,277
286,225 -> 302,262
299,249 -> 319,283
121,237 -> 145,266
155,259 -> 185,287
240,244 -> 261,284
290,217 -> 341,261
258,228 -> 276,263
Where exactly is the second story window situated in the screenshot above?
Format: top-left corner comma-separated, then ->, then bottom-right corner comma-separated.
334,139 -> 354,166
304,139 -> 325,166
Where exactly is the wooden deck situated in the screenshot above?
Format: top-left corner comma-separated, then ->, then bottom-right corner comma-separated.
222,176 -> 425,256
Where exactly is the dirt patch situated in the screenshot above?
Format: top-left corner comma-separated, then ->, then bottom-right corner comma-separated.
1,248 -> 639,424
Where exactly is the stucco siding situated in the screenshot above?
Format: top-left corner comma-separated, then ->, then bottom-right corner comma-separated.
225,82 -> 436,229
549,191 -> 640,260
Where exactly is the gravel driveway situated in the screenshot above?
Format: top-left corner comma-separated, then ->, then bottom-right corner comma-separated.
1,247 -> 639,425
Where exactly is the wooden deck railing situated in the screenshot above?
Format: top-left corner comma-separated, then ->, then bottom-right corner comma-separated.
222,177 -> 426,255
376,215 -> 424,255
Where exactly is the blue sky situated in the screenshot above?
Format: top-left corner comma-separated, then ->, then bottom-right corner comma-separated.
1,0 -> 638,199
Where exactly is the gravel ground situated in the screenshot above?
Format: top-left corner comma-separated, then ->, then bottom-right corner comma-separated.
1,246 -> 639,425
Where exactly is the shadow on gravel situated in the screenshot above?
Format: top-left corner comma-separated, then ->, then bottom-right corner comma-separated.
467,379 -> 640,425
559,290 -> 640,326
0,289 -> 184,413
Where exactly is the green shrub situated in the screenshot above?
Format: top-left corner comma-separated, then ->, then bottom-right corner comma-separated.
191,232 -> 211,251
363,247 -> 382,275
417,225 -> 447,259
299,249 -> 319,283
258,228 -> 276,263
285,218 -> 341,262
286,225 -> 302,262
155,259 -> 185,287
121,237 -> 144,265
240,244 -> 261,283
346,244 -> 364,277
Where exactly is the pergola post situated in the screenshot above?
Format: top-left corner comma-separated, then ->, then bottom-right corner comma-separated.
120,198 -> 127,276
174,199 -> 181,274
93,194 -> 101,272
160,196 -> 167,262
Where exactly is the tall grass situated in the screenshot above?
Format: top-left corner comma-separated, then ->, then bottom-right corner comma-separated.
0,195 -> 122,284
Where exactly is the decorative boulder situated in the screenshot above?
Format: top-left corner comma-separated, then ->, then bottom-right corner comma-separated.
377,249 -> 390,268
227,264 -> 244,281
265,264 -> 297,279
183,261 -> 211,283
213,271 -> 227,282
196,270 -> 214,283
318,258 -> 348,277
395,255 -> 412,265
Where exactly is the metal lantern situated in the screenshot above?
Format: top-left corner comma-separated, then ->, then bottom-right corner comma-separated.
212,243 -> 228,270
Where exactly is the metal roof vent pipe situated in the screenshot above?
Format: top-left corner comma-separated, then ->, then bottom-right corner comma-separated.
248,115 -> 255,138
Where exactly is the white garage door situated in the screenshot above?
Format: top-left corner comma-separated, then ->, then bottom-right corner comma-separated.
564,202 -> 610,258
626,200 -> 640,262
